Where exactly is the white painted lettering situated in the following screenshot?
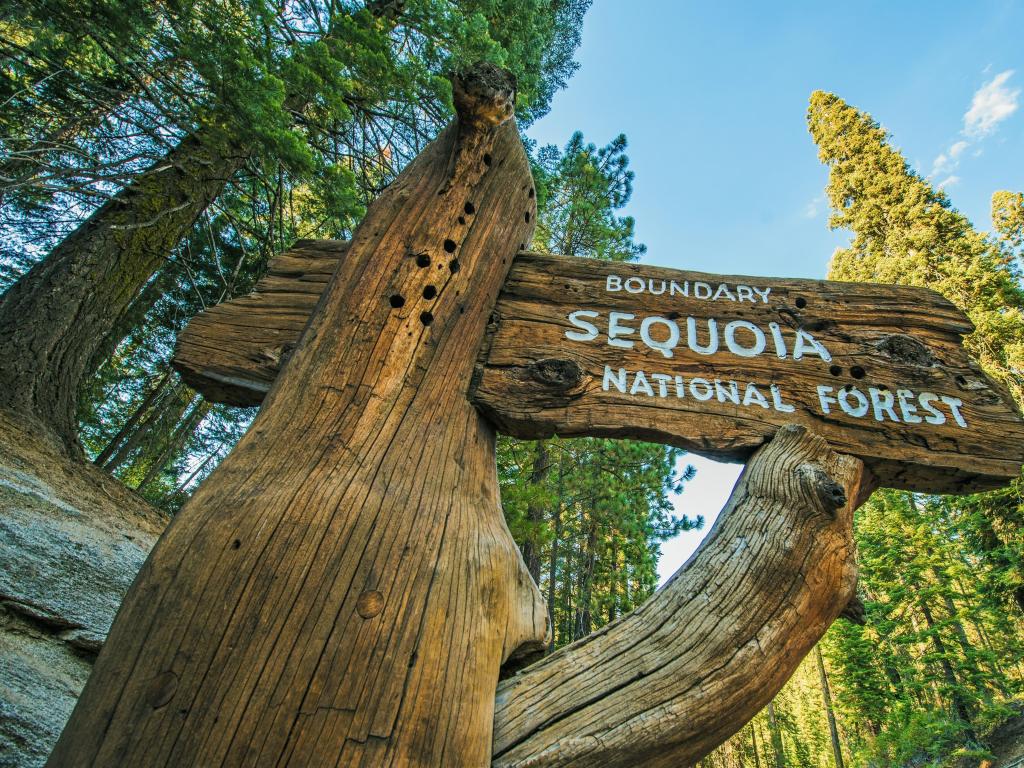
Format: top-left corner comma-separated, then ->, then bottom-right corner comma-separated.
918,392 -> 946,425
817,385 -> 837,414
897,389 -> 922,424
694,282 -> 712,299
565,310 -> 600,341
736,285 -> 755,303
690,377 -> 714,401
602,365 -> 628,393
640,316 -> 680,358
792,329 -> 832,362
838,387 -> 869,417
624,277 -> 644,294
670,280 -> 689,297
608,312 -> 636,349
630,370 -> 654,397
686,317 -> 719,355
606,275 -> 622,292
768,322 -> 788,359
715,379 -> 740,404
870,388 -> 899,422
742,383 -> 769,408
712,283 -> 737,302
724,320 -> 766,358
940,395 -> 968,428
651,373 -> 672,397
752,287 -> 772,303
771,384 -> 795,413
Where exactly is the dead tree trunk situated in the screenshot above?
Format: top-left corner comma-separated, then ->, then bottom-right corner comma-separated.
46,63 -> 544,767
492,425 -> 868,767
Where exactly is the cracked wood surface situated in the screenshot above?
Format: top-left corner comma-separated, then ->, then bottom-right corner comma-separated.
47,63 -> 544,767
175,248 -> 1024,492
490,424 -> 868,767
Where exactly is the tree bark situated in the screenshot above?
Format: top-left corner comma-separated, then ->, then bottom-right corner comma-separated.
136,398 -> 211,493
815,646 -> 845,768
0,133 -> 244,451
46,63 -> 544,767
0,4 -> 405,453
492,425 -> 869,767
766,702 -> 786,768
521,440 -> 550,585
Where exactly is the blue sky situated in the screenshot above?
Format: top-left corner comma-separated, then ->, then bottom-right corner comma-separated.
523,0 -> 1024,582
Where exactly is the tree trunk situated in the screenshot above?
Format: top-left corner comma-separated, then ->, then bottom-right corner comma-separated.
492,425 -> 868,767
102,381 -> 192,474
918,597 -> 977,736
0,4 -> 405,453
766,702 -> 786,768
93,370 -> 172,466
815,646 -> 845,768
136,398 -> 211,493
520,440 -> 549,585
46,63 -> 545,767
0,133 -> 245,451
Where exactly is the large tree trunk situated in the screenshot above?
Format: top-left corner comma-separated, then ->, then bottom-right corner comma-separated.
0,133 -> 245,451
46,63 -> 545,767
520,440 -> 549,585
0,3 -> 406,453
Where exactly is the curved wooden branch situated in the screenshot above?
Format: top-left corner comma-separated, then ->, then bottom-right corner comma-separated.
492,425 -> 870,767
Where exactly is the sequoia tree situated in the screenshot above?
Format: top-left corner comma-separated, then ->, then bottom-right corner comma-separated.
0,0 -> 588,451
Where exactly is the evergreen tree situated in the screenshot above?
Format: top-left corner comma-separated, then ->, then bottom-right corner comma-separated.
0,0 -> 590,451
497,132 -> 696,652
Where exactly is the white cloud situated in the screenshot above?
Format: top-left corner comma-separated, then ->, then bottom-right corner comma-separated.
937,175 -> 960,189
964,70 -> 1019,137
803,195 -> 824,219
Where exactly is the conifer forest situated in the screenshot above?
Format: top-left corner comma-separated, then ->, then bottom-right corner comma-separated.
2,1 -> 1024,766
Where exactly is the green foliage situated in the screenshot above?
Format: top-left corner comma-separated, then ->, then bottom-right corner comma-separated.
706,91 -> 1024,768
496,131 -> 696,647
807,91 -> 1024,404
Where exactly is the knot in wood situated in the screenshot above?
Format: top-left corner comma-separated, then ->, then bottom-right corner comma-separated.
145,670 -> 178,710
840,593 -> 867,625
875,333 -> 934,367
356,590 -> 384,619
452,62 -> 517,128
527,358 -> 584,390
796,462 -> 846,516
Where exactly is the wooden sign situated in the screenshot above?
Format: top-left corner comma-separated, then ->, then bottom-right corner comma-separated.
175,247 -> 1024,493
57,62 -> 1024,768
472,252 -> 1024,493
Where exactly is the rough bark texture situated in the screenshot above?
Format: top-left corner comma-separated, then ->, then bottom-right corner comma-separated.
0,134 -> 245,451
490,425 -> 867,767
46,63 -> 544,767
174,248 -> 1024,492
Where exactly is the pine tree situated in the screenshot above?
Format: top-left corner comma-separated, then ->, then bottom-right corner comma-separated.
0,0 -> 591,451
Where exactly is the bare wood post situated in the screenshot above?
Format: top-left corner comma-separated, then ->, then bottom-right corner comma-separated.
47,62 -> 544,767
491,425 -> 871,767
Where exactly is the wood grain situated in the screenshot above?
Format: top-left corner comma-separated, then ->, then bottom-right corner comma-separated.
491,424 -> 868,767
175,248 -> 1024,492
47,63 -> 543,767
471,253 -> 1024,493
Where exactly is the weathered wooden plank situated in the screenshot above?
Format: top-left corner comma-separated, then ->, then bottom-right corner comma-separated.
491,425 -> 867,767
175,244 -> 1024,492
173,240 -> 346,405
472,253 -> 1024,493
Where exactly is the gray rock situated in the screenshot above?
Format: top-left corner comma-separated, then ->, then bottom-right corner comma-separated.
0,410 -> 167,767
